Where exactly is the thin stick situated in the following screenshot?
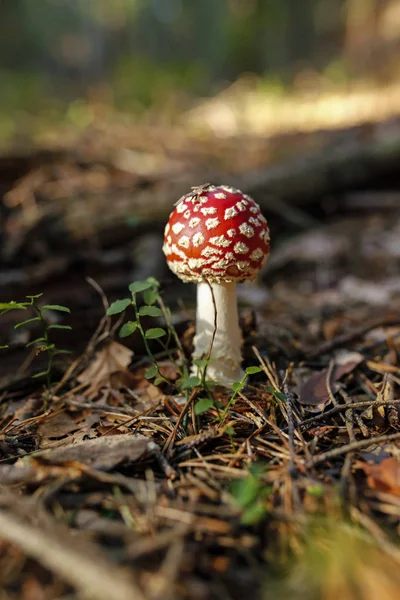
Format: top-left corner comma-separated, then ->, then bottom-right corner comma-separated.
306,432 -> 400,467
0,509 -> 147,600
286,398 -> 400,432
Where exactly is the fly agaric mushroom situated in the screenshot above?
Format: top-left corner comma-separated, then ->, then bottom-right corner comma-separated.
163,184 -> 270,385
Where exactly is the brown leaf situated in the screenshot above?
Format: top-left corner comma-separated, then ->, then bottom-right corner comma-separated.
296,350 -> 363,411
37,411 -> 81,440
77,341 -> 134,397
359,457 -> 400,496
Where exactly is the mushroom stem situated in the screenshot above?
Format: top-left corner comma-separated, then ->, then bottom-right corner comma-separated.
192,281 -> 242,385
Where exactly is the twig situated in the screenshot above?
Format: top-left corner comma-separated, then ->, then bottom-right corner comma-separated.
283,380 -> 296,476
163,388 -> 198,456
0,507 -> 147,600
289,398 -> 400,432
305,316 -> 400,360
306,432 -> 400,467
339,389 -> 357,507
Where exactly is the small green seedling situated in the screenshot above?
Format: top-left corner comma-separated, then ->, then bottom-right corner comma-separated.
230,462 -> 270,525
107,277 -> 192,393
219,365 -> 263,423
1,294 -> 71,394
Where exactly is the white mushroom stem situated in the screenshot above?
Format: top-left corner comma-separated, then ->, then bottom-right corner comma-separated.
192,281 -> 242,385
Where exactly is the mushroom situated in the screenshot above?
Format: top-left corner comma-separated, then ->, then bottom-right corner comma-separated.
163,184 -> 270,385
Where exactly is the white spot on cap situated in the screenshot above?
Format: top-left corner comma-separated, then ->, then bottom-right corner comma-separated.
239,222 -> 255,238
225,252 -> 235,260
234,241 -> 249,254
167,235 -> 172,244
209,235 -> 231,247
227,228 -> 236,238
184,210 -> 191,219
205,217 -> 220,230
165,223 -> 170,235
212,258 -> 230,269
189,217 -> 200,228
199,196 -> 208,203
172,222 -> 185,234
201,246 -> 223,257
250,248 -> 264,260
188,258 -> 207,269
178,236 -> 190,248
237,261 -> 250,270
200,206 -> 217,215
249,206 -> 259,214
193,204 -> 201,212
176,203 -> 188,214
224,206 -> 238,219
258,214 -> 267,224
214,192 -> 227,199
249,216 -> 261,227
193,232 -> 205,247
236,200 -> 247,212
171,244 -> 188,259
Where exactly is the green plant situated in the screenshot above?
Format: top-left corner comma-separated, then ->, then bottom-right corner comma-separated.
230,462 -> 270,525
107,278 -> 264,418
219,365 -> 263,423
1,294 -> 71,392
107,278 -> 198,396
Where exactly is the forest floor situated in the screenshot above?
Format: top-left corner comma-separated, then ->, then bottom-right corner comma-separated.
1,115 -> 400,599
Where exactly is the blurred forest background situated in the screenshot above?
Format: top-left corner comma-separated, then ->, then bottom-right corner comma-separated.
1,0 -> 400,145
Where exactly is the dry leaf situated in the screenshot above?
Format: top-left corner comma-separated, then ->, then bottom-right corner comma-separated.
77,341 -> 134,398
296,350 -> 363,411
359,457 -> 400,496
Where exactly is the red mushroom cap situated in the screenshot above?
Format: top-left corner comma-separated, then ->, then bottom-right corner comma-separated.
163,184 -> 270,283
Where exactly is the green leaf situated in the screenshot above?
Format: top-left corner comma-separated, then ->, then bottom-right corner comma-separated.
240,502 -> 267,526
119,321 -> 138,337
143,289 -> 159,305
129,280 -> 154,294
0,345 -> 9,350
26,337 -> 47,347
146,277 -> 160,288
194,397 -> 214,415
153,377 -> 164,386
14,317 -> 41,328
275,392 -> 287,402
0,302 -> 28,314
41,304 -> 70,313
225,425 -> 235,436
231,476 -> 260,509
232,381 -> 245,393
307,485 -> 325,497
53,349 -> 73,355
47,324 -> 72,331
138,306 -> 162,317
144,365 -> 158,379
32,370 -> 50,379
145,327 -> 166,339
106,299 -> 131,315
192,358 -> 209,369
245,366 -> 262,375
26,294 -> 43,301
180,375 -> 201,390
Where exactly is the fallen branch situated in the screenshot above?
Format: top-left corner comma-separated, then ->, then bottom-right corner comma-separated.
0,505 -> 147,600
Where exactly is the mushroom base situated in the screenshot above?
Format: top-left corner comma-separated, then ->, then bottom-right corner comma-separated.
192,281 -> 242,386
